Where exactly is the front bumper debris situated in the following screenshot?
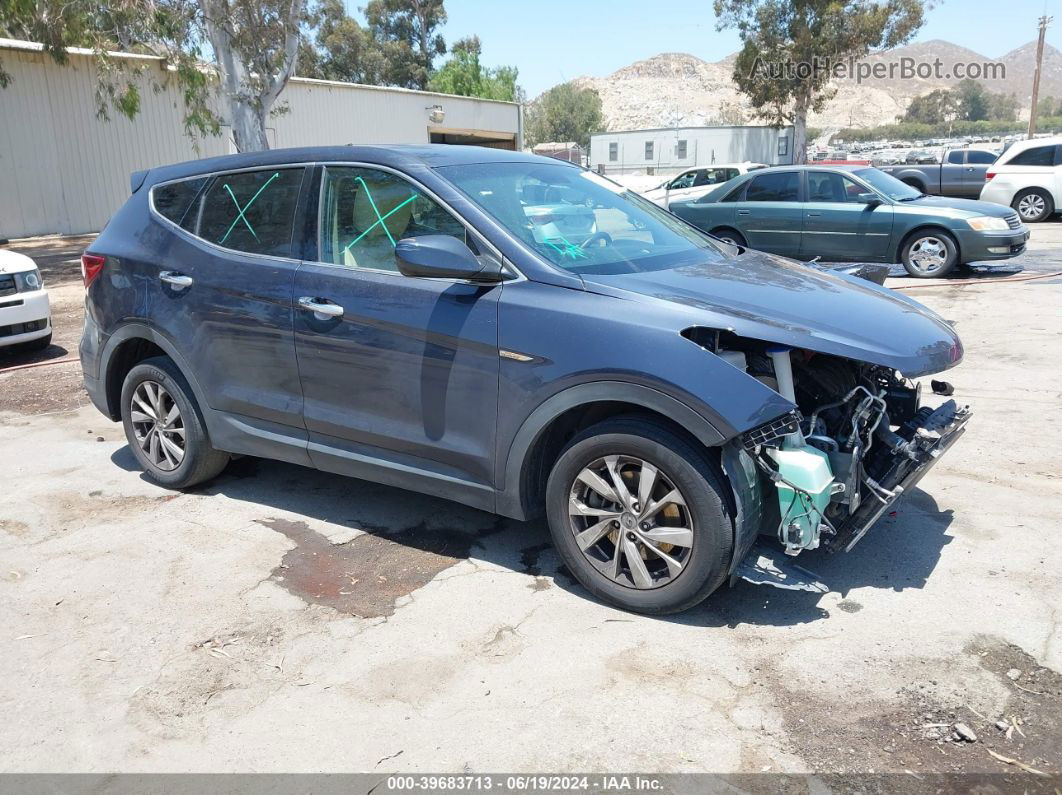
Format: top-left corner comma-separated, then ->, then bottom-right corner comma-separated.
825,399 -> 972,553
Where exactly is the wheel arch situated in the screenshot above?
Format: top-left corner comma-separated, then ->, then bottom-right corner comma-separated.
495,382 -> 726,521
892,223 -> 961,264
99,323 -> 211,426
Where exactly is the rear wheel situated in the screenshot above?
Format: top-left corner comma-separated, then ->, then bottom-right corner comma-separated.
1012,188 -> 1053,223
711,228 -> 746,248
545,417 -> 733,614
900,230 -> 958,278
120,356 -> 229,489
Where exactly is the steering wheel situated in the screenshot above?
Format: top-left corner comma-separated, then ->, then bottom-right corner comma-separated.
579,232 -> 613,249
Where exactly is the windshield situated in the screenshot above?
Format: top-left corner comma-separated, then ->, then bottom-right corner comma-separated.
437,162 -> 728,274
854,168 -> 923,201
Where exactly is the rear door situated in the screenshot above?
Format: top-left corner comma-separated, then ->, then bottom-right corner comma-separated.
734,170 -> 804,256
961,149 -> 997,196
940,150 -> 966,196
291,165 -> 501,501
148,167 -> 307,431
801,170 -> 893,261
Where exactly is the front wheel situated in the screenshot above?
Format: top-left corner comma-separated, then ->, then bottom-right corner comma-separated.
900,230 -> 958,278
545,417 -> 733,614
120,356 -> 230,489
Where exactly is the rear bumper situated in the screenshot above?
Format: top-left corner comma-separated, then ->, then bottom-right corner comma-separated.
955,227 -> 1029,261
0,289 -> 50,347
79,310 -> 112,418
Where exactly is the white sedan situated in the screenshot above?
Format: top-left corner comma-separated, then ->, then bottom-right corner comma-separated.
642,163 -> 767,208
0,244 -> 51,352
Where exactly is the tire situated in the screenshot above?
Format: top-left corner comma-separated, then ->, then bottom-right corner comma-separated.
545,416 -> 733,615
1012,188 -> 1054,223
900,229 -> 959,278
711,228 -> 747,248
901,179 -> 925,194
120,356 -> 229,489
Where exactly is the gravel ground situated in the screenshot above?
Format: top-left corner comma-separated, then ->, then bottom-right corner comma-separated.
1,225 -> 1060,784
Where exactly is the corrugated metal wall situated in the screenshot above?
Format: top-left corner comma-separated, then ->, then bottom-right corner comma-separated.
0,43 -> 520,238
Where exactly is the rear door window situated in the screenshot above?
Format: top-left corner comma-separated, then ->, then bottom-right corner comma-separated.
196,168 -> 305,257
745,171 -> 801,202
1006,145 -> 1056,167
966,150 -> 997,164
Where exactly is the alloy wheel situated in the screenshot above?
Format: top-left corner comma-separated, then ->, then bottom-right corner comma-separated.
1017,193 -> 1046,221
130,380 -> 185,471
909,236 -> 948,273
568,455 -> 693,589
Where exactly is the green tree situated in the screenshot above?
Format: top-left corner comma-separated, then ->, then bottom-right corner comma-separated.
715,0 -> 926,163
524,82 -> 603,148
299,0 -> 386,84
953,78 -> 989,121
901,88 -> 958,124
984,90 -> 1018,122
427,35 -> 519,101
0,0 -> 306,151
365,0 -> 446,89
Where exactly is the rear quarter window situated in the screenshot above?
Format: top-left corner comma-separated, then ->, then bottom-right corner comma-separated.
152,178 -> 209,230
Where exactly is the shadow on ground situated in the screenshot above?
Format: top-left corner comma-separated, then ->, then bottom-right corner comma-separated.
112,446 -> 954,626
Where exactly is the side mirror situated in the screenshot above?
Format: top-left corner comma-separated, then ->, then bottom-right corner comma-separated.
856,193 -> 882,206
395,235 -> 501,282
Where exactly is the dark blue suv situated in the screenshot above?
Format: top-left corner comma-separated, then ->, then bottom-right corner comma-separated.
80,145 -> 970,613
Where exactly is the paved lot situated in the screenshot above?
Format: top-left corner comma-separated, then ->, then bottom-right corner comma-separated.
1,227 -> 1061,779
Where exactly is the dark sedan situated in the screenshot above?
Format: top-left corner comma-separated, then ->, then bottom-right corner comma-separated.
669,165 -> 1029,277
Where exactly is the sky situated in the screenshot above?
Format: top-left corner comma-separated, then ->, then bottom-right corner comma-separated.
347,0 -> 1060,98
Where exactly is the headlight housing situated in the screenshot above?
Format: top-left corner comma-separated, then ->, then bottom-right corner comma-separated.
966,216 -> 1010,231
14,268 -> 42,291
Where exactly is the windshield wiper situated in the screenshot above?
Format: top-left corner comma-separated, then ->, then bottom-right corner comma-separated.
898,193 -> 927,201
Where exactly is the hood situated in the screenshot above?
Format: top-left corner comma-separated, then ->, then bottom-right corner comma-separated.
0,249 -> 37,275
579,250 -> 963,377
900,194 -> 1015,218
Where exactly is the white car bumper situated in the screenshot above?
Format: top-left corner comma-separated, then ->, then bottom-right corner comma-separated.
0,288 -> 51,347
979,179 -> 1015,208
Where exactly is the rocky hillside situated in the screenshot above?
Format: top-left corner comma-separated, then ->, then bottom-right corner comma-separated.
569,39 -> 1062,132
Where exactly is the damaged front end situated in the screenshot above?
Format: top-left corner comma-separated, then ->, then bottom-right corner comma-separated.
691,330 -> 971,589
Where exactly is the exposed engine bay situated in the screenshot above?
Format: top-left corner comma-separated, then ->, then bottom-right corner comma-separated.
692,329 -> 972,569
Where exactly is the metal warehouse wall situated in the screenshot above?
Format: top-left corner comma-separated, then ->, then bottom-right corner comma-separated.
589,125 -> 795,176
0,41 -> 520,238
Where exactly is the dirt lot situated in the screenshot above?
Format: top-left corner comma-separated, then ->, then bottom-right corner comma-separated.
1,228 -> 1061,782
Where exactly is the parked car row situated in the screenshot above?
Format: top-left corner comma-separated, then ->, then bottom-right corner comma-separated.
667,165 -> 1029,277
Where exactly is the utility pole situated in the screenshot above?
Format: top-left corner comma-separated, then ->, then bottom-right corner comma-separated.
1028,14 -> 1053,139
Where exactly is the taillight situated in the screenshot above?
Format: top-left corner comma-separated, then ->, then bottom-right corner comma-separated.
985,171 -> 995,182
81,253 -> 106,287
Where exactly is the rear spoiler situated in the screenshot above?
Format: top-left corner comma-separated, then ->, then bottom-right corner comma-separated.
130,169 -> 150,194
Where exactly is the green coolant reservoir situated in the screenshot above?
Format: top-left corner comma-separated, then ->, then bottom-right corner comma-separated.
768,441 -> 836,555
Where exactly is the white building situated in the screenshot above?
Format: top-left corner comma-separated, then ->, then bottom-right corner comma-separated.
590,125 -> 795,177
0,39 -> 522,238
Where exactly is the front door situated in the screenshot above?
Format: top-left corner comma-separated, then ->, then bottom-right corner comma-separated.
801,170 -> 894,261
292,165 -> 501,503
735,170 -> 804,257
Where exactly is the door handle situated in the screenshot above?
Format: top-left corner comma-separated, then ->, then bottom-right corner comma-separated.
807,211 -> 823,216
159,271 -> 193,289
737,209 -> 751,215
297,296 -> 344,319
